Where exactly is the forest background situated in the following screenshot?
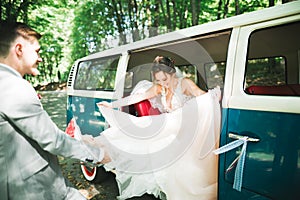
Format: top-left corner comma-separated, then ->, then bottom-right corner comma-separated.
0,0 -> 294,88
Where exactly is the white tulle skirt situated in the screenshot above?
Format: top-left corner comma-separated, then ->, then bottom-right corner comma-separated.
95,88 -> 221,200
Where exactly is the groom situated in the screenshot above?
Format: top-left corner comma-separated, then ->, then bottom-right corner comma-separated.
0,21 -> 110,200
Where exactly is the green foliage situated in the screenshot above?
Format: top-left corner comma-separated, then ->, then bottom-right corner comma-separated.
70,0 -> 116,62
246,57 -> 286,86
0,0 -> 283,88
26,4 -> 69,85
0,0 -> 76,86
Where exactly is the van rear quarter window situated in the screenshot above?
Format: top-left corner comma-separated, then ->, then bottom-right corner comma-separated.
244,21 -> 300,96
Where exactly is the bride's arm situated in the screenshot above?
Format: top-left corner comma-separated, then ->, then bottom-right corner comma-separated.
98,84 -> 160,108
181,78 -> 206,97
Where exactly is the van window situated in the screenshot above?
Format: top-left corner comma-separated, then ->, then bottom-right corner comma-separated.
245,57 -> 286,86
205,62 -> 226,89
244,22 -> 300,96
177,64 -> 198,84
126,30 -> 231,92
74,56 -> 120,91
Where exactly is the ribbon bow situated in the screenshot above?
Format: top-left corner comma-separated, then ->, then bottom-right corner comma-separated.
213,136 -> 248,191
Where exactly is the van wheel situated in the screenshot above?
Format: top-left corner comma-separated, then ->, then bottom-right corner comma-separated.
80,165 -> 108,183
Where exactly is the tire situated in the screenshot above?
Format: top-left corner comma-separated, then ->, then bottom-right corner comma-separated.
80,164 -> 108,183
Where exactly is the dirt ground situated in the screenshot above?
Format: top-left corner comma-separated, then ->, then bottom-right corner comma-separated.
58,157 -> 161,200
58,157 -> 119,199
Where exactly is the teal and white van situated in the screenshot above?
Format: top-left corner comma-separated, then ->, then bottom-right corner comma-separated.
66,1 -> 300,199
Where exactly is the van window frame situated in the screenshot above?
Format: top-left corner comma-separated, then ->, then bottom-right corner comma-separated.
73,55 -> 121,91
243,21 -> 300,97
228,16 -> 300,114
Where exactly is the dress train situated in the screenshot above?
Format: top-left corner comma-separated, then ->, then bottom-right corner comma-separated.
94,88 -> 221,200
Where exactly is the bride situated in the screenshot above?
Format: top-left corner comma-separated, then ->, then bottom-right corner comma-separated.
94,56 -> 221,200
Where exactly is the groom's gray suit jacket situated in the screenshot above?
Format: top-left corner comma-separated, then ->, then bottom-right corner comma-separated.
0,63 -> 103,199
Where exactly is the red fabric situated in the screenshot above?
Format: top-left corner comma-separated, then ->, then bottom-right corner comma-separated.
245,84 -> 300,96
37,93 -> 42,99
134,100 -> 161,116
65,118 -> 75,138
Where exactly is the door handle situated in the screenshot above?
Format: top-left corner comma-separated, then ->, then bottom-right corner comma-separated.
229,133 -> 260,142
214,132 -> 260,191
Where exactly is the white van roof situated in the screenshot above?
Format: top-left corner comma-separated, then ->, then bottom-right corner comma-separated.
79,1 -> 300,61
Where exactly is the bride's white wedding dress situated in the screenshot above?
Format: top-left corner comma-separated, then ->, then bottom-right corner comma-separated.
95,80 -> 221,200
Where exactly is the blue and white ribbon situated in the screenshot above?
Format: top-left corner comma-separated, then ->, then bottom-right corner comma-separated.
213,136 -> 248,192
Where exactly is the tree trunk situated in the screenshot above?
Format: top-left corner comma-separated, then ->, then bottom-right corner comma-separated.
159,0 -> 172,31
223,0 -> 230,18
132,0 -> 140,40
18,0 -> 30,24
128,0 -> 140,42
149,0 -> 160,37
171,0 -> 177,30
178,0 -> 189,29
235,0 -> 240,15
166,0 -> 172,30
0,0 -> 2,21
111,0 -> 127,45
282,0 -> 293,3
217,0 -> 223,20
117,0 -> 127,44
191,0 -> 200,26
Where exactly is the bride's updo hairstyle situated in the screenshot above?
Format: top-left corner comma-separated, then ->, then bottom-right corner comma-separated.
152,56 -> 176,75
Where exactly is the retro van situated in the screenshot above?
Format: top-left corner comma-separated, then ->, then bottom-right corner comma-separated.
66,1 -> 300,199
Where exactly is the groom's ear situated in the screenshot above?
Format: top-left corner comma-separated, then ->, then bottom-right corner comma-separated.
15,43 -> 24,57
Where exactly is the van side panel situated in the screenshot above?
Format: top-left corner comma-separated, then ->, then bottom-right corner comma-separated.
219,108 -> 300,200
67,96 -> 109,136
219,11 -> 300,200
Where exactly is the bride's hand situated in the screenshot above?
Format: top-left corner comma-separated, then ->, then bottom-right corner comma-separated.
97,101 -> 113,108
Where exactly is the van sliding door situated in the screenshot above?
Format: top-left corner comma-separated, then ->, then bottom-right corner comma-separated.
219,20 -> 300,200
